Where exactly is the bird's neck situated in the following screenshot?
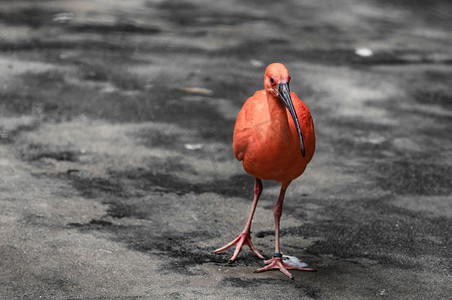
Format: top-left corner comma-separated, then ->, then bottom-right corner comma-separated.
265,91 -> 291,137
266,91 -> 289,122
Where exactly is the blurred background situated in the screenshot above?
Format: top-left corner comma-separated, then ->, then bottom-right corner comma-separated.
0,0 -> 451,298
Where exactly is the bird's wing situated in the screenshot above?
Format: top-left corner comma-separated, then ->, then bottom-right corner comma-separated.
233,91 -> 264,161
233,103 -> 250,161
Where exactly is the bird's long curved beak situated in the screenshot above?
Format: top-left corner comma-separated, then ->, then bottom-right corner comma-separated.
278,82 -> 306,157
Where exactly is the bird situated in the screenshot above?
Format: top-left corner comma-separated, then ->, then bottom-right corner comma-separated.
215,63 -> 316,279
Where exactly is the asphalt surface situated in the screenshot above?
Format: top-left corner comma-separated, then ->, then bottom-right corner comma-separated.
0,0 -> 451,299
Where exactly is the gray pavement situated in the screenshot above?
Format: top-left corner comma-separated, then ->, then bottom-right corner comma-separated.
0,0 -> 451,299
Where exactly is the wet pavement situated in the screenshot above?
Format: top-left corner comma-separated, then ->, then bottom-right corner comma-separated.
0,0 -> 451,299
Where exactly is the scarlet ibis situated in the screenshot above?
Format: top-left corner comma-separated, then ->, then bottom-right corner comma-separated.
215,63 -> 315,278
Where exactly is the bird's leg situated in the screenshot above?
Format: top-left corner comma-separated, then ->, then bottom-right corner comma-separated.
255,183 -> 314,279
215,178 -> 265,263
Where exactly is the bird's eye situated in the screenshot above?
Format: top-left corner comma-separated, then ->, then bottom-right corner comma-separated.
270,77 -> 275,84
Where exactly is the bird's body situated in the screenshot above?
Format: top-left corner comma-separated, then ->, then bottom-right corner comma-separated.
215,63 -> 316,278
233,89 -> 315,183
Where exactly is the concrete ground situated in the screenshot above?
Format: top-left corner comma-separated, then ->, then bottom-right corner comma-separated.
0,0 -> 451,299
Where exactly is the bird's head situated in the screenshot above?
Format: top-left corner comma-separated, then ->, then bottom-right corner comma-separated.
264,63 -> 305,157
264,63 -> 291,98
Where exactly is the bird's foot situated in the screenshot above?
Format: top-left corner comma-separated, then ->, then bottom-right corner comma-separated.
254,253 -> 315,279
215,231 -> 264,263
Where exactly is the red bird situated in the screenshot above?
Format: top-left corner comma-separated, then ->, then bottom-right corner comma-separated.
215,63 -> 316,278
